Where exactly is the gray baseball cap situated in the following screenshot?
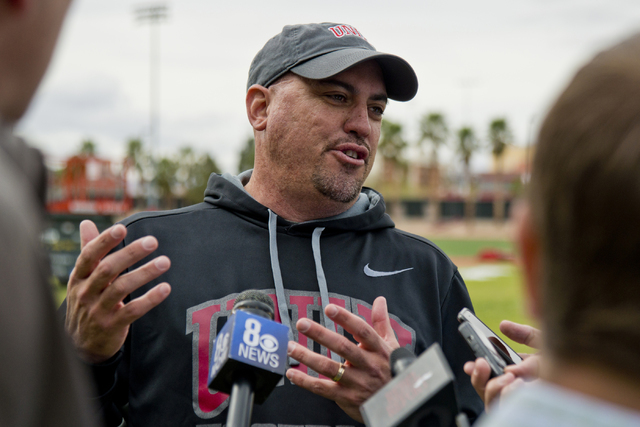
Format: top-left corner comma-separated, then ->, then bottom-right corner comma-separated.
247,23 -> 418,102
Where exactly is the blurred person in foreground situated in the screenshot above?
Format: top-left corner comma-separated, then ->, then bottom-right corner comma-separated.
0,0 -> 99,425
62,23 -> 483,426
467,33 -> 640,426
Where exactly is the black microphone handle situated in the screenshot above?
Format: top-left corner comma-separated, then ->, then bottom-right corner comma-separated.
223,290 -> 277,427
226,374 -> 255,427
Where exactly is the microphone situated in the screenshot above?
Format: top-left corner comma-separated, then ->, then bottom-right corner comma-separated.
208,290 -> 289,427
360,343 -> 465,427
390,346 -> 417,376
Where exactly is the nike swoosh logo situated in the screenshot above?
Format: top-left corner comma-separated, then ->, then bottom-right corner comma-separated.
364,264 -> 414,277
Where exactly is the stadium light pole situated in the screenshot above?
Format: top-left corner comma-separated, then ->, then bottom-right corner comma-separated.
135,3 -> 167,208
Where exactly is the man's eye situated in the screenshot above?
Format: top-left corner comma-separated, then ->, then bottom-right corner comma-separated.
371,106 -> 385,116
329,94 -> 347,102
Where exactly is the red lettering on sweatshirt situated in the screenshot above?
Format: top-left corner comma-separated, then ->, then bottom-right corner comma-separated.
288,295 -> 315,375
187,291 -> 415,419
355,303 -> 413,348
190,303 -> 228,413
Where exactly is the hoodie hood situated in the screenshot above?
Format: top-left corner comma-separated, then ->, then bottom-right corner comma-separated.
203,170 -> 395,234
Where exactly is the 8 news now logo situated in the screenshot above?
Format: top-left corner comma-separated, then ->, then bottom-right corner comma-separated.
238,318 -> 280,368
208,310 -> 288,399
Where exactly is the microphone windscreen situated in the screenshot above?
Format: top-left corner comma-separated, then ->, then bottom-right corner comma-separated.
390,346 -> 417,377
234,290 -> 275,310
233,290 -> 275,319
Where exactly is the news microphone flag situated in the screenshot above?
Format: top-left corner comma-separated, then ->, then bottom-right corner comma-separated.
207,301 -> 289,404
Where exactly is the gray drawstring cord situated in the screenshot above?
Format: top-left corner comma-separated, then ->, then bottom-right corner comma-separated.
268,210 -> 298,365
312,227 -> 341,363
267,210 -> 340,364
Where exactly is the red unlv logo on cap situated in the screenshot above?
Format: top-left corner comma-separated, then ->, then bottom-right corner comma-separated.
328,25 -> 366,40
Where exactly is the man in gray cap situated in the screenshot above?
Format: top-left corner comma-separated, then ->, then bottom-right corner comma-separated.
64,22 -> 482,426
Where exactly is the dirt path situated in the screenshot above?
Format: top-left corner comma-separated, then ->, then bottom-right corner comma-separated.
392,218 -> 517,241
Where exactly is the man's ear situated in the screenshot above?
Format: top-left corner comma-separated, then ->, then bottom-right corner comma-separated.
246,84 -> 270,131
516,201 -> 542,320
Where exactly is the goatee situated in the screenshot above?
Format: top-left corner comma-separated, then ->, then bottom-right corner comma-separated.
311,165 -> 366,204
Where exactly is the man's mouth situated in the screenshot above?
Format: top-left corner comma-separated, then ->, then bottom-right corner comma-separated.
334,144 -> 368,162
344,149 -> 359,160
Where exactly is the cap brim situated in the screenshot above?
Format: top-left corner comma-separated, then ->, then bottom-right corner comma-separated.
290,49 -> 418,102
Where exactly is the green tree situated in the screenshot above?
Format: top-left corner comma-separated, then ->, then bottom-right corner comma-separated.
379,119 -> 407,162
125,138 -> 148,207
418,112 -> 449,164
457,126 -> 479,222
176,147 -> 220,206
488,118 -> 512,172
125,138 -> 145,172
379,119 -> 408,192
238,137 -> 255,173
488,118 -> 513,222
124,141 -> 220,209
79,139 -> 96,156
155,156 -> 178,208
418,112 -> 449,221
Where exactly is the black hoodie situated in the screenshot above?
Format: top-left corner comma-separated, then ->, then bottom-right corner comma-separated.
88,171 -> 483,426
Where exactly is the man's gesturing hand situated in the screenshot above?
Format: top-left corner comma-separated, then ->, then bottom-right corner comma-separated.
285,296 -> 399,423
65,220 -> 171,364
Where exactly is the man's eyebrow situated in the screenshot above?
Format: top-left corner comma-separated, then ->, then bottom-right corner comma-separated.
371,93 -> 388,104
313,78 -> 388,104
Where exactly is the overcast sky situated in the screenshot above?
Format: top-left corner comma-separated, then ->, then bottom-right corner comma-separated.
16,0 -> 640,173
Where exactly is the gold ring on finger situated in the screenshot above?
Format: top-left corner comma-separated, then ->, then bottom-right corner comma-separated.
332,362 -> 346,382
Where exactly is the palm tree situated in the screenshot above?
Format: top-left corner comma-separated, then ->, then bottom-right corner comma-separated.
379,119 -> 407,163
419,113 -> 449,164
379,119 -> 408,186
177,146 -> 220,206
488,118 -> 513,222
125,138 -> 148,208
456,126 -> 479,222
155,156 -> 178,209
79,139 -> 96,156
418,112 -> 449,222
378,120 -> 408,212
126,138 -> 145,168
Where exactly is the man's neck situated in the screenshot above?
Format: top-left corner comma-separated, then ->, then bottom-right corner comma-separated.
541,356 -> 640,412
244,172 -> 356,223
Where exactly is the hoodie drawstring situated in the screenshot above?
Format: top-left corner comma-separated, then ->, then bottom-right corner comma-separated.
267,210 -> 341,364
268,210 -> 295,336
312,227 -> 341,363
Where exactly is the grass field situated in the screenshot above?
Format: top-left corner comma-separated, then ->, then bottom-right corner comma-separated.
430,238 -> 514,257
461,264 -> 536,354
431,238 -> 536,354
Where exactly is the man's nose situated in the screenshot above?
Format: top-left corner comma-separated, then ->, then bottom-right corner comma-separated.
344,105 -> 371,138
